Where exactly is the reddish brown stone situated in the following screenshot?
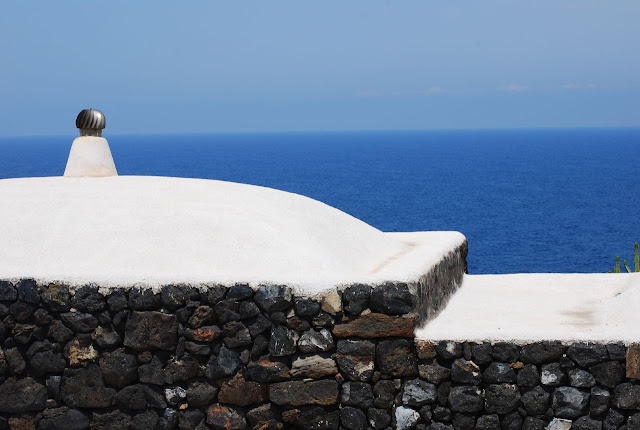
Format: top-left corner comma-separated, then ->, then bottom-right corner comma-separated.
269,380 -> 339,406
8,417 -> 35,430
206,404 -> 246,430
217,374 -> 264,406
189,326 -> 222,342
332,313 -> 414,338
627,343 -> 640,380
416,341 -> 437,359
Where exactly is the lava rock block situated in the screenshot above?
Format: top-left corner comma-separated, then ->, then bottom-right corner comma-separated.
376,339 -> 418,377
484,384 -> 521,414
0,377 -> 47,413
448,385 -> 483,413
520,341 -> 566,364
370,283 -> 414,314
336,339 -> 376,381
124,311 -> 178,351
61,365 -> 116,408
269,380 -> 339,406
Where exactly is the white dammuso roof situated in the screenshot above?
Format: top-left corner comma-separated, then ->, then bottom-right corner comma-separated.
0,176 -> 465,296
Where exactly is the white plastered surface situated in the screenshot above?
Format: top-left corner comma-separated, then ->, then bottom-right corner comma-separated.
0,176 -> 465,296
415,273 -> 640,344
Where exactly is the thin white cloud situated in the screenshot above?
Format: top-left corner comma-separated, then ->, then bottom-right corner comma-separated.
355,90 -> 382,98
428,86 -> 448,94
587,83 -> 597,89
498,84 -> 528,92
563,83 -> 578,90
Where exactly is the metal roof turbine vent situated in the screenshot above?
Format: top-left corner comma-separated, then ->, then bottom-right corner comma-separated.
63,108 -> 118,177
76,108 -> 106,137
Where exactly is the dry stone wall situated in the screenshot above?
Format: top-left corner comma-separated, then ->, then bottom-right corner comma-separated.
1,244 -> 638,430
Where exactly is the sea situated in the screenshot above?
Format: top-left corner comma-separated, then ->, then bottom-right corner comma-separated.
1,128 -> 638,275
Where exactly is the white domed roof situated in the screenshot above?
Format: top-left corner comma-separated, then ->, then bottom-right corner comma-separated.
0,176 -> 464,295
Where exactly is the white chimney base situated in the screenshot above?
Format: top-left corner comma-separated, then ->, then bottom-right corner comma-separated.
63,136 -> 118,177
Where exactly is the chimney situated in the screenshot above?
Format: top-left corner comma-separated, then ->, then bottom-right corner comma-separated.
63,109 -> 118,177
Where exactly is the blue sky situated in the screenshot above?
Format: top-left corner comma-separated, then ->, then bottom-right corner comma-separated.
1,1 -> 639,136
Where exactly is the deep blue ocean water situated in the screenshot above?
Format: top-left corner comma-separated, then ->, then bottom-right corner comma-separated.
1,128 -> 638,274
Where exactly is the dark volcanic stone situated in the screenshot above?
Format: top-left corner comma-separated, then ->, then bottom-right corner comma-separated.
629,413 -> 640,430
419,363 -> 451,384
0,280 -> 17,301
373,379 -> 398,408
606,342 -> 626,361
448,385 -> 483,413
471,343 -> 493,365
453,413 -> 476,430
106,290 -> 128,312
368,408 -> 392,430
9,301 -> 36,321
138,355 -> 165,385
341,406 -> 367,430
133,410 -> 160,430
61,312 -> 98,333
91,411 -> 132,430
204,285 -> 226,305
291,407 -> 340,430
567,343 -> 609,368
164,355 -> 202,383
451,359 -> 481,384
254,285 -> 292,312
604,409 -> 625,430
39,406 -> 90,430
613,382 -> 640,409
205,346 -> 241,379
223,324 -> 252,348
218,373 -> 264,406
239,301 -> 261,319
33,308 -> 53,325
269,325 -> 298,356
116,383 -> 167,409
540,362 -> 565,386
590,361 -> 624,388
520,341 -> 566,364
475,415 -> 501,430
343,284 -> 371,316
270,380 -> 339,406
0,377 -> 47,413
227,284 -> 253,300
294,297 -> 320,316
47,375 -> 62,402
160,285 -> 186,311
188,305 -> 216,328
99,348 -> 138,387
521,386 -> 550,415
568,368 -> 596,387
376,338 -> 417,377
491,343 -> 519,362
552,387 -> 589,419
17,279 -> 40,304
249,314 -> 272,338
214,299 -> 241,323
298,328 -> 334,353
61,365 -> 116,408
205,404 -> 247,430
187,381 -> 218,407
124,311 -> 178,351
369,282 -> 413,314
247,403 -> 283,430
30,350 -> 66,376
341,381 -> 374,408
128,288 -> 161,310
91,326 -> 122,348
573,417 -> 603,430
500,412 -> 522,430
484,384 -> 521,414
432,406 -> 452,423
42,284 -> 71,312
522,417 -> 545,430
517,364 -> 539,387
247,356 -> 290,382
590,386 -> 611,417
71,286 -> 105,312
483,362 -> 516,384
436,341 -> 463,360
335,339 -> 375,381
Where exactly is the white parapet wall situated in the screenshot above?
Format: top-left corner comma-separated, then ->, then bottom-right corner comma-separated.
415,272 -> 640,344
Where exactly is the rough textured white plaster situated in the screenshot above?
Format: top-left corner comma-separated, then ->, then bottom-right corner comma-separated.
64,136 -> 118,177
415,273 -> 640,344
0,176 -> 464,296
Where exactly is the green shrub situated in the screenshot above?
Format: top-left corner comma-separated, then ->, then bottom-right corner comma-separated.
608,242 -> 639,273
